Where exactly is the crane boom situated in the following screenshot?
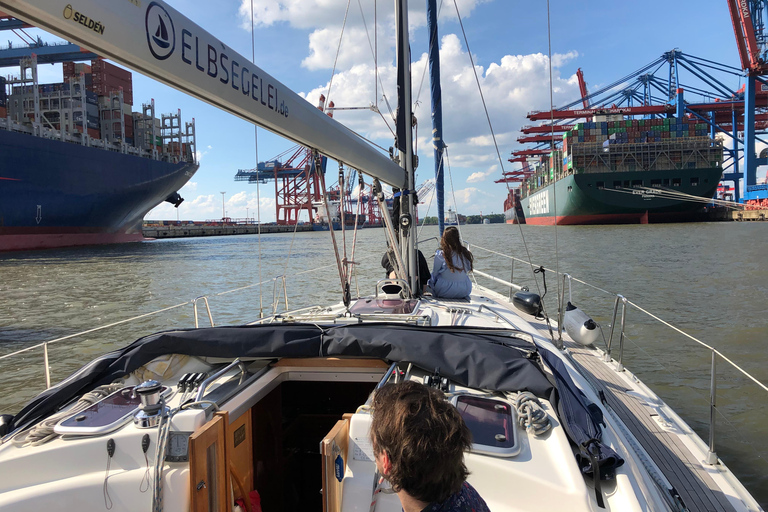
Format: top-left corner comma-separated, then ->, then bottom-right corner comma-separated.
528,104 -> 674,121
727,0 -> 752,69
576,68 -> 589,108
0,0 -> 406,187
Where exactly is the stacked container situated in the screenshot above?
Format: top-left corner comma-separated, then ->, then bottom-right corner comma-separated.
0,76 -> 7,118
91,58 -> 133,105
559,116 -> 720,174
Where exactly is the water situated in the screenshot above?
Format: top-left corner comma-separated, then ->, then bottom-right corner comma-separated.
1,223 -> 766,506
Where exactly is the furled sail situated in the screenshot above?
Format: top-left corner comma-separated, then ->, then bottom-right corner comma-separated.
0,0 -> 407,187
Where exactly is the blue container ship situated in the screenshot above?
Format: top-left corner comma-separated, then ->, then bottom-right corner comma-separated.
0,58 -> 198,251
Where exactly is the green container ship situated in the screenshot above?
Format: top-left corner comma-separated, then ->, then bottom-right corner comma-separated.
506,117 -> 724,225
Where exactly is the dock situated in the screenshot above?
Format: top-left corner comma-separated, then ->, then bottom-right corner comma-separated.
699,208 -> 768,221
143,222 -> 312,239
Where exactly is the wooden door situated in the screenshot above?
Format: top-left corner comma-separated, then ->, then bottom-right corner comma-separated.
321,418 -> 350,512
220,410 -> 254,507
189,414 -> 227,512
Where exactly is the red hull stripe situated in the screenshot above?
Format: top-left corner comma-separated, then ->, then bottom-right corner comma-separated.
522,211 -> 689,225
1,232 -> 145,251
0,176 -> 21,181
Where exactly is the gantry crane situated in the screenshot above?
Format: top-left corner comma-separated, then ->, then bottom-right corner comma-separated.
726,0 -> 768,203
511,48 -> 768,203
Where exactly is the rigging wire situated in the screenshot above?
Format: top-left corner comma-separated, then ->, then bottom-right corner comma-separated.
316,153 -> 349,304
444,148 -> 461,238
545,0 -> 562,336
449,0 -> 549,313
326,0 -> 353,109
414,0 -> 445,108
348,172 -> 366,298
251,0 -> 264,317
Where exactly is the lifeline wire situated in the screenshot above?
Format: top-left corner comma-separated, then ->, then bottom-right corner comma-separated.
449,0 -> 550,316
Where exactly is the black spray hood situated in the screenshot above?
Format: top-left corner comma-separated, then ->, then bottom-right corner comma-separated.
9,323 -> 551,432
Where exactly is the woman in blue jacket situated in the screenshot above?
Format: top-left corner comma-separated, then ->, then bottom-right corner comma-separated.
428,226 -> 473,299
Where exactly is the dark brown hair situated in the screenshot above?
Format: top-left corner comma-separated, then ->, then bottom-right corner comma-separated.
441,226 -> 473,272
370,381 -> 472,504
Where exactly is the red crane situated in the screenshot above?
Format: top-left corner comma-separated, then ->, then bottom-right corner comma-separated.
520,124 -> 574,134
576,68 -> 589,109
726,0 -> 768,73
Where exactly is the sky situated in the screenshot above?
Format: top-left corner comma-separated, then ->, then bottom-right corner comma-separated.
2,0 -> 742,222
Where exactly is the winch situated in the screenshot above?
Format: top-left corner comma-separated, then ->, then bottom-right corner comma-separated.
133,380 -> 168,429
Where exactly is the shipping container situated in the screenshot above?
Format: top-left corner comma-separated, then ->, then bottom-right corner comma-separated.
124,114 -> 134,138
0,105 -> 6,118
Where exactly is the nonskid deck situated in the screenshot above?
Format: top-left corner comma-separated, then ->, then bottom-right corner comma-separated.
519,313 -> 749,512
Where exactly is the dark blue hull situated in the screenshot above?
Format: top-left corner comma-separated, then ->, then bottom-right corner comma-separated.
0,128 -> 198,250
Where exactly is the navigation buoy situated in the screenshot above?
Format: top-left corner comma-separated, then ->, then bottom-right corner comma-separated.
563,302 -> 599,346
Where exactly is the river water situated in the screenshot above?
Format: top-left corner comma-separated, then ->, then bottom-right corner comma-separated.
1,222 -> 766,506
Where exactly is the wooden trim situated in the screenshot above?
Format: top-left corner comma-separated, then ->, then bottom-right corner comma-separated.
189,414 -> 227,512
274,357 -> 389,368
321,418 -> 350,512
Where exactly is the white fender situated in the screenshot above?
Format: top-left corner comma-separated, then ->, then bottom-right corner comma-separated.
563,302 -> 600,346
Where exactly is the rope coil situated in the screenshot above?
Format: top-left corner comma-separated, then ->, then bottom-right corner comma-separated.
515,392 -> 552,436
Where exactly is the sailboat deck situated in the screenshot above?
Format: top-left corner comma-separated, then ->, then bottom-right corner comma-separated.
526,320 -> 738,512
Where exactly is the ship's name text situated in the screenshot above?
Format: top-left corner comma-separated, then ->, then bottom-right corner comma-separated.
529,190 -> 550,216
181,30 -> 288,118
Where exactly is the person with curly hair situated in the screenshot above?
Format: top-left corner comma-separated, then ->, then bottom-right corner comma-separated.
427,226 -> 473,299
370,381 -> 490,512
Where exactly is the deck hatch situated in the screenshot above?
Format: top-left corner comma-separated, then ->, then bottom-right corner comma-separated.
453,395 -> 521,457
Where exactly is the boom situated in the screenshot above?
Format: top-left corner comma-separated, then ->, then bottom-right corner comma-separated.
0,0 -> 407,187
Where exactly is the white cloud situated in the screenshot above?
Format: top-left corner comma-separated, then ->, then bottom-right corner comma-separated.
453,187 -> 486,205
298,33 -> 579,183
466,164 -> 497,183
196,146 -> 210,162
181,181 -> 198,193
239,0 -> 484,71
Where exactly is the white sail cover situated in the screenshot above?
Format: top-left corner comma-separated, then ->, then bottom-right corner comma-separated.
0,0 -> 407,187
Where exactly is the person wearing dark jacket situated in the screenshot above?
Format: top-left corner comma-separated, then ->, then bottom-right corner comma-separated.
370,381 -> 491,512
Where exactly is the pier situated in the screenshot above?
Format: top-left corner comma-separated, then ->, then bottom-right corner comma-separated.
143,221 -> 312,239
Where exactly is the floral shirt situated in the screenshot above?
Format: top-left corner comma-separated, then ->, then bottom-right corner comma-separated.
421,482 -> 490,512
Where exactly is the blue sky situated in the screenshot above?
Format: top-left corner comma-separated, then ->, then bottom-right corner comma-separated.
4,0 -> 740,221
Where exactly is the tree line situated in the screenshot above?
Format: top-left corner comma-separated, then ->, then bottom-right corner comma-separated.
419,213 -> 505,225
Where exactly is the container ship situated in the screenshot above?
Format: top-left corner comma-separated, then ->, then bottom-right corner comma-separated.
505,117 -> 724,225
0,56 -> 198,251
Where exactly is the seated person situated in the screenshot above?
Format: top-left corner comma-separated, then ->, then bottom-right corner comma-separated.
370,381 -> 490,512
381,247 -> 431,293
427,226 -> 473,299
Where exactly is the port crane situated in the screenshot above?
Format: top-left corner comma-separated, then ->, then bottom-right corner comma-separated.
726,0 -> 768,204
234,96 -> 393,228
0,15 -> 96,66
514,48 -> 768,203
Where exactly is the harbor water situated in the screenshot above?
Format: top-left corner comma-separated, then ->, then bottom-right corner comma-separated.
1,222 -> 766,507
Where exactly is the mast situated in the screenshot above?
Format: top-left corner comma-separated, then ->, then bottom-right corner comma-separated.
427,0 -> 446,236
394,0 -> 418,293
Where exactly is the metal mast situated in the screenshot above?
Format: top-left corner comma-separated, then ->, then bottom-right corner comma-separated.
394,0 -> 418,293
427,0 -> 446,236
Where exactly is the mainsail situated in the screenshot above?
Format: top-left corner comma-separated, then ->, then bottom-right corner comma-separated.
0,0 -> 407,188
